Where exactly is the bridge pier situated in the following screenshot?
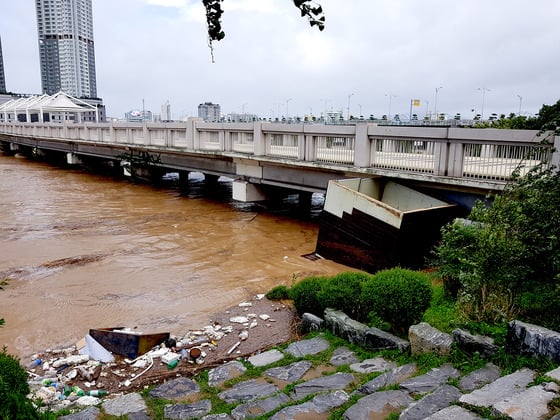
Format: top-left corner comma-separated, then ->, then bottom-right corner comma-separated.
66,152 -> 82,165
178,170 -> 191,194
298,191 -> 313,214
232,179 -> 266,202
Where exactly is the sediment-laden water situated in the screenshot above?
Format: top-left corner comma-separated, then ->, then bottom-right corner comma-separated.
0,153 -> 347,358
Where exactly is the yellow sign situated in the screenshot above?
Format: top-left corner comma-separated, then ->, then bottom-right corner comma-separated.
412,99 -> 421,107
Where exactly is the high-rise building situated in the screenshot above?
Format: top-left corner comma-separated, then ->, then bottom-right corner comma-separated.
0,36 -> 6,93
198,102 -> 221,122
35,0 -> 97,98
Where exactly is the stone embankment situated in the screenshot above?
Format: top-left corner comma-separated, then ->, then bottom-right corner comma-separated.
27,305 -> 560,419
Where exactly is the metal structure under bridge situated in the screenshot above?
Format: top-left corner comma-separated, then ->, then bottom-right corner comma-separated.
1,119 -> 558,207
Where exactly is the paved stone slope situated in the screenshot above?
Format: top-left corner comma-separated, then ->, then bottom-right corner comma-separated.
59,334 -> 560,420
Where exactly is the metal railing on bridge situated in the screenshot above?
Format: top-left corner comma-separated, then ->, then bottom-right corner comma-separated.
1,119 -> 558,187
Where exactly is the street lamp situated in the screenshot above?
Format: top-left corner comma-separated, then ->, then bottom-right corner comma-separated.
286,98 -> 292,120
517,94 -> 523,116
385,94 -> 396,121
434,86 -> 443,121
347,93 -> 354,120
358,104 -> 363,118
478,87 -> 490,120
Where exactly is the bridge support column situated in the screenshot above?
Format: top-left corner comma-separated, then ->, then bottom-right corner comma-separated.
232,179 -> 266,202
9,143 -> 19,152
178,170 -> 190,193
298,191 -> 313,214
66,152 -> 82,165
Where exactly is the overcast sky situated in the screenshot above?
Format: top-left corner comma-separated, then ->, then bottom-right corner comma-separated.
1,0 -> 559,120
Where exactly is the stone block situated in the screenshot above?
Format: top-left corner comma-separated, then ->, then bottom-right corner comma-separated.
164,400 -> 212,419
285,336 -> 330,357
357,362 -> 417,395
301,313 -> 325,333
399,384 -> 462,420
247,349 -> 284,367
324,308 -> 409,351
409,322 -> 452,356
343,390 -> 413,419
507,320 -> 560,362
453,328 -> 499,358
291,372 -> 354,400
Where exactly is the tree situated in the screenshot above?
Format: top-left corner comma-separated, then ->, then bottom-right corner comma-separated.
202,0 -> 325,59
433,161 -> 560,329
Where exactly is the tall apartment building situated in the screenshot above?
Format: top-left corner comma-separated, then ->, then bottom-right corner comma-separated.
198,102 -> 221,122
0,36 -> 6,93
35,0 -> 97,98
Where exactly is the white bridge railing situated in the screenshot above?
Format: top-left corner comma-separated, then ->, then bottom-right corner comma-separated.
1,119 -> 558,184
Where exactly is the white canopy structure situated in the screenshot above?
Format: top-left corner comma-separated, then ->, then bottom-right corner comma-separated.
0,91 -> 99,123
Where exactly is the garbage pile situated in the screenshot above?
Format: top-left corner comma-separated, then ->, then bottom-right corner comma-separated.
25,294 -> 287,413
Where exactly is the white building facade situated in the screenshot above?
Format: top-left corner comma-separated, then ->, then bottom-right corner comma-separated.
35,0 -> 97,98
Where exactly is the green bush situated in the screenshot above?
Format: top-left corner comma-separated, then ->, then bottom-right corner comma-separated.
0,347 -> 44,420
266,285 -> 290,300
316,272 -> 371,320
290,276 -> 327,316
360,268 -> 432,334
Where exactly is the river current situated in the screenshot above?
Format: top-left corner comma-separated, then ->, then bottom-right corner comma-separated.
0,153 -> 347,358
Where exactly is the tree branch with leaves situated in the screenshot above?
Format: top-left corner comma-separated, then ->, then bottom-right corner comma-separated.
202,0 -> 325,61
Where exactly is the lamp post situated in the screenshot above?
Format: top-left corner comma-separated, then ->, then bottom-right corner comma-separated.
358,104 -> 363,118
517,94 -> 523,116
286,98 -> 292,121
478,87 -> 490,120
347,93 -> 354,120
385,94 -> 396,121
434,86 -> 443,121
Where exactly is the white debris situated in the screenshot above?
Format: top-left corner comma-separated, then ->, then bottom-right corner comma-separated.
255,294 -> 265,300
227,341 -> 241,354
239,330 -> 249,341
230,316 -> 249,324
259,314 -> 270,321
76,395 -> 100,406
238,302 -> 253,307
249,320 -> 258,329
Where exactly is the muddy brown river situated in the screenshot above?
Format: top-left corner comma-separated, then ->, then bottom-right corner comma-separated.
0,153 -> 348,358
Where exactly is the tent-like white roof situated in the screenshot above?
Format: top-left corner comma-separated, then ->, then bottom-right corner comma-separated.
0,91 -> 98,122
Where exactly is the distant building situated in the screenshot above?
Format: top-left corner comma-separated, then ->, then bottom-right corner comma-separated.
198,102 -> 220,122
125,109 -> 152,122
161,100 -> 172,122
0,36 -> 6,93
35,0 -> 97,98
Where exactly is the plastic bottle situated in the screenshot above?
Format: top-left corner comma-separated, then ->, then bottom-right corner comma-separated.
86,390 -> 108,397
167,359 -> 178,370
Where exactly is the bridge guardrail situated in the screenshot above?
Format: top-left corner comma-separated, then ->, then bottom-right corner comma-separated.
1,120 -> 558,186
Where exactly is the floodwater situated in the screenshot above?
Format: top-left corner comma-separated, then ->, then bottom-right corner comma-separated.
0,153 -> 348,358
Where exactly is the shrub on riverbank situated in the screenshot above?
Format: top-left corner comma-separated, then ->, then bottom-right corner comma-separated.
360,268 -> 432,334
0,347 -> 49,420
273,268 -> 436,335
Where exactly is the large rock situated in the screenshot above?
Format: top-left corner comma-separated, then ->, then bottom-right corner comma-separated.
102,393 -> 147,417
58,407 -> 100,420
357,362 -> 417,395
424,406 -> 483,419
291,372 -> 354,400
453,329 -> 499,358
343,390 -> 413,420
400,364 -> 460,394
208,361 -> 247,387
149,377 -> 200,400
459,368 -> 535,407
263,360 -> 312,383
324,308 -> 409,351
217,379 -> 278,404
270,390 -> 349,420
492,382 -> 559,419
284,336 -> 330,357
329,346 -> 360,366
409,323 -> 453,356
507,320 -> 560,362
459,363 -> 501,392
231,393 -> 291,419
301,313 -> 325,333
399,384 -> 462,420
164,400 -> 212,419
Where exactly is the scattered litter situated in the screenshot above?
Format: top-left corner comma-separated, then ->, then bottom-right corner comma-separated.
230,316 -> 249,324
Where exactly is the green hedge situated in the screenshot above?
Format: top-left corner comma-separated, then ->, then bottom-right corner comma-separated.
360,268 -> 432,334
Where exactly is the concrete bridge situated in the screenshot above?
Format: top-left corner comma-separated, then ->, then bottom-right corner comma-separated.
1,120 -> 558,206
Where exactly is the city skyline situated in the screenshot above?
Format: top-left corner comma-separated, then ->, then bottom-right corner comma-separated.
1,1 -> 559,120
